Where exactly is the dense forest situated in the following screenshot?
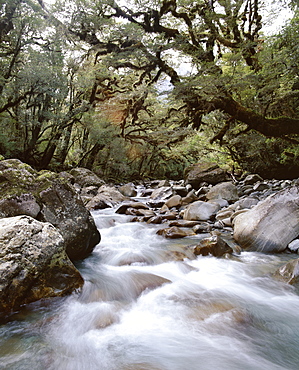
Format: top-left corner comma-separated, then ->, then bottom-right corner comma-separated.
0,0 -> 298,181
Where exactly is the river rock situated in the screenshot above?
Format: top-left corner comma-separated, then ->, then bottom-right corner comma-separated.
69,167 -> 105,188
183,200 -> 221,221
116,202 -> 150,214
288,239 -> 299,253
233,186 -> 299,252
252,182 -> 270,192
243,174 -> 263,185
172,185 -> 188,197
161,211 -> 178,221
150,186 -> 173,200
86,185 -> 127,210
193,223 -> 212,233
232,196 -> 259,211
193,235 -> 233,257
273,258 -> 299,285
147,215 -> 163,224
0,159 -> 100,261
0,216 -> 83,314
118,183 -> 137,197
164,195 -> 182,208
206,182 -> 239,203
157,226 -> 195,239
181,189 -> 199,205
169,220 -> 201,228
184,162 -> 229,189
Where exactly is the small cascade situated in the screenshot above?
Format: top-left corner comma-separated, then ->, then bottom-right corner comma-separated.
1,206 -> 299,370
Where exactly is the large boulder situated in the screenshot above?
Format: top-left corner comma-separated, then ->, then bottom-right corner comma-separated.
0,216 -> 83,314
184,162 -> 229,189
233,186 -> 299,253
0,159 -> 100,261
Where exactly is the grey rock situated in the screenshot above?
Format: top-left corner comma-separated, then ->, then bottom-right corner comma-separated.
150,186 -> 173,201
288,239 -> 299,253
0,160 -> 100,261
193,235 -> 233,257
118,183 -> 137,197
233,186 -> 299,253
273,258 -> 299,285
0,216 -> 83,314
233,197 -> 259,211
243,174 -> 263,185
206,182 -> 239,203
164,195 -> 182,208
86,185 -> 127,210
69,167 -> 105,188
183,200 -> 221,221
184,162 -> 229,189
252,182 -> 270,192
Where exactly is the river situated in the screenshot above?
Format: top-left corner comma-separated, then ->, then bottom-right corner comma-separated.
1,205 -> 299,370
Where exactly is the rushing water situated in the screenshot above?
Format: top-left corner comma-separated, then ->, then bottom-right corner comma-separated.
1,206 -> 299,370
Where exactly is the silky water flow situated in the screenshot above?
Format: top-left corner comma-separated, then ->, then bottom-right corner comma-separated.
1,203 -> 299,370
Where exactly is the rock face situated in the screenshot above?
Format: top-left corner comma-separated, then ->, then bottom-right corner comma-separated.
233,186 -> 299,252
0,216 -> 84,314
0,159 -> 100,261
184,162 -> 228,189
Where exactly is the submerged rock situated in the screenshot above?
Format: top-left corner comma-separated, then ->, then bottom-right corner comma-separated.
0,216 -> 83,314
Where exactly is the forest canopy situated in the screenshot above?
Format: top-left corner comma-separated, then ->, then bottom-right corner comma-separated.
0,0 -> 298,180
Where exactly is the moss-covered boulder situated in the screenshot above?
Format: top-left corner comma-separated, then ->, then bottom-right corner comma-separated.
0,159 -> 100,261
0,216 -> 84,314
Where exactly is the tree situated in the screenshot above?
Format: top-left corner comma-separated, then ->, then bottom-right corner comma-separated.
0,0 -> 94,169
1,0 -> 298,179
62,0 -> 298,140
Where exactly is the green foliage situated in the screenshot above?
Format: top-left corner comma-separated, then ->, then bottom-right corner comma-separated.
0,0 -> 298,181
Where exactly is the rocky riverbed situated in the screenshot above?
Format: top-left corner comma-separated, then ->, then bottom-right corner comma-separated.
1,159 -> 299,315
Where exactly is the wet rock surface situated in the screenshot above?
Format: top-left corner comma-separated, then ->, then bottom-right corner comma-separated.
2,155 -> 299,316
0,159 -> 100,261
101,171 -> 299,288
233,186 -> 299,253
0,215 -> 83,314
